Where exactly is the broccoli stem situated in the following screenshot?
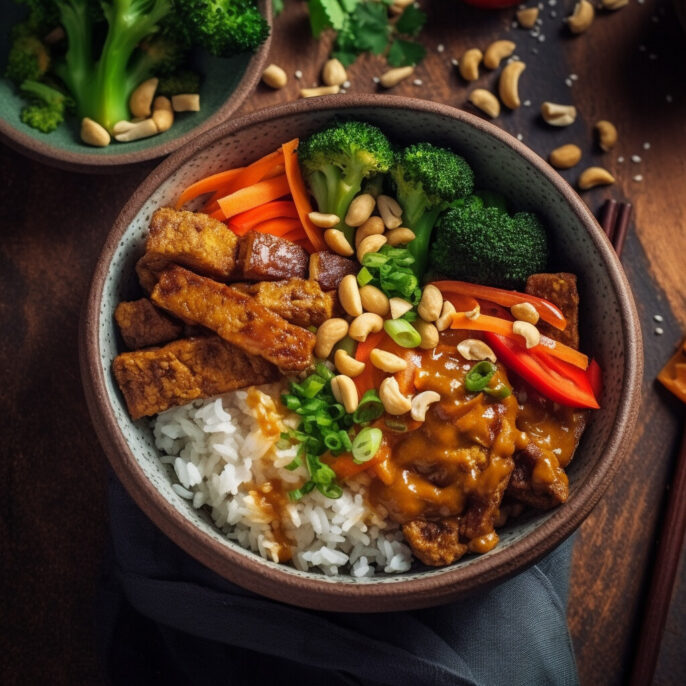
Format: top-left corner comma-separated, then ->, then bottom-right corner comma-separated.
406,206 -> 441,278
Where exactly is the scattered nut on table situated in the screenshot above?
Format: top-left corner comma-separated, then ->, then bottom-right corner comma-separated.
459,48 -> 483,82
322,59 -> 347,87
600,0 -> 629,8
468,89 -> 501,118
379,66 -> 414,88
262,64 -> 288,89
483,40 -> 516,70
578,166 -> 616,190
300,85 -> 340,98
516,7 -> 539,28
549,144 -> 582,169
541,102 -> 577,127
566,0 -> 595,34
498,61 -> 526,110
595,120 -> 618,151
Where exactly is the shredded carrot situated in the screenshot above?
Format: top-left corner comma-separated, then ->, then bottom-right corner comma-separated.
281,138 -> 327,252
221,149 -> 285,196
175,167 -> 246,209
248,217 -> 304,238
216,175 -> 291,219
451,312 -> 588,369
229,201 -> 299,234
354,331 -> 387,395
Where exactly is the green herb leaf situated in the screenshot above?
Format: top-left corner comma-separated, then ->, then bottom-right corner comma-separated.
387,39 -> 427,67
339,0 -> 360,12
308,0 -> 346,37
349,3 -> 390,55
395,5 -> 427,37
272,0 -> 285,16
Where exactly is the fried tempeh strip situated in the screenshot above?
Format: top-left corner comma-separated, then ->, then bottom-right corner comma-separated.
525,272 -> 580,349
113,336 -> 278,419
151,265 -> 315,371
308,251 -> 358,290
235,231 -> 309,281
232,278 -> 335,328
136,207 -> 239,291
402,518 -> 467,566
114,298 -> 183,350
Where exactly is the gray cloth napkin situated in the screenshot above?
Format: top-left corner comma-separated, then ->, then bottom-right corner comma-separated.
101,475 -> 579,686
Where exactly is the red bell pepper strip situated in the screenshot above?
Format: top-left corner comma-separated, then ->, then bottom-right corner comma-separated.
484,332 -> 600,409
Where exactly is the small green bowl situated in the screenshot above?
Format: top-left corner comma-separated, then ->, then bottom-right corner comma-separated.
0,0 -> 272,172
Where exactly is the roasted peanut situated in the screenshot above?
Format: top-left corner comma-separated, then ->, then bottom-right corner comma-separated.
457,339 -> 497,363
549,144 -> 582,169
386,227 -> 415,246
566,0 -> 595,34
114,118 -> 158,142
468,89 -> 501,118
338,274 -> 363,317
511,302 -> 540,325
410,391 -> 441,422
483,40 -> 516,70
578,166 -> 615,190
334,349 -> 366,378
129,78 -> 158,118
389,297 -> 413,320
498,61 -> 526,110
112,120 -> 137,135
349,312 -> 384,342
512,320 -> 540,348
315,318 -> 349,358
435,301 -> 456,332
308,211 -> 340,228
600,0 -> 628,8
370,348 -> 407,373
379,66 -> 414,88
595,120 -> 618,151
541,102 -> 577,127
377,195 -> 403,229
355,216 -> 385,248
262,64 -> 287,89
331,375 -> 359,413
379,377 -> 412,415
357,234 -> 387,263
417,285 -> 443,322
81,117 -> 110,147
324,229 -> 354,256
359,285 -> 390,317
300,85 -> 340,98
459,48 -> 483,81
171,94 -> 200,112
516,7 -> 539,28
415,320 -> 439,350
346,193 -> 376,227
322,58 -> 347,87
152,96 -> 174,133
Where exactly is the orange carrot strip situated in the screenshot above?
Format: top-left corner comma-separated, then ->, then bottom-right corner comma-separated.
230,201 -> 299,233
216,175 -> 291,219
433,280 -> 567,331
450,312 -> 588,369
281,138 -> 327,252
222,149 -> 285,196
176,167 -> 246,209
353,331 -> 388,395
250,217 -> 304,237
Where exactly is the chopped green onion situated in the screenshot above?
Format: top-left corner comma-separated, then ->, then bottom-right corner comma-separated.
315,362 -> 335,381
384,418 -> 408,432
339,430 -> 353,452
400,310 -> 418,322
357,267 -> 374,287
300,374 -> 326,398
464,361 -> 497,393
281,394 -> 300,411
324,433 -> 343,451
384,319 -> 421,348
333,335 -> 357,357
485,382 -> 512,399
362,252 -> 390,269
353,389 -> 384,424
285,457 -> 301,471
318,483 -> 343,499
328,403 -> 345,420
352,427 -> 383,464
288,480 -> 315,501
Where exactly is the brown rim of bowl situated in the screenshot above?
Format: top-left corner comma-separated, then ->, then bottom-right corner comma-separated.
0,0 -> 272,174
80,94 -> 643,612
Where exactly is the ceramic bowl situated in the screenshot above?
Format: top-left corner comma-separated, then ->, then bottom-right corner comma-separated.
0,0 -> 271,172
80,95 -> 643,611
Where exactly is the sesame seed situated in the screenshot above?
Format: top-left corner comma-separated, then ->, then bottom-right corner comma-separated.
631,155 -> 642,163
633,174 -> 643,182
548,0 -> 556,5
413,79 -> 423,86
530,27 -> 540,37
536,18 -> 543,25
569,73 -> 578,81
639,44 -> 647,52
339,89 -> 346,94
343,81 -> 351,89
372,76 -> 380,84
655,327 -> 664,335
538,34 -> 546,42
649,53 -> 658,60
512,21 -> 518,28
523,99 -> 532,107
565,78 -> 573,87
538,2 -> 544,8
617,156 -> 625,163
531,47 -> 539,55
651,15 -> 659,22
638,0 -> 645,4
654,314 -> 664,322
643,142 -> 651,150
666,94 -> 673,103
437,44 -> 445,53
451,58 -> 459,66
550,10 -> 557,17
294,70 -> 302,79
517,133 -> 524,141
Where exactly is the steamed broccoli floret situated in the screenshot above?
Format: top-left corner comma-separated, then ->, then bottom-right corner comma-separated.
430,196 -> 549,289
19,79 -> 72,132
391,142 -> 474,277
157,69 -> 201,95
298,121 -> 394,242
5,32 -> 50,85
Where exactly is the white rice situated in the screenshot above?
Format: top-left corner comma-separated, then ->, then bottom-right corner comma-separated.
152,384 -> 413,576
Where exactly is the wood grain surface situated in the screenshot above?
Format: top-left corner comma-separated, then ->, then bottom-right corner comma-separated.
1,1 -> 685,684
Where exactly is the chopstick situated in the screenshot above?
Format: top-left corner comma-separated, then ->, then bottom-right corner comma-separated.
599,198 -> 632,258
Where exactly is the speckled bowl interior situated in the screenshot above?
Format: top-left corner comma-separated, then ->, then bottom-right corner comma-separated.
0,0 -> 271,171
81,96 -> 642,611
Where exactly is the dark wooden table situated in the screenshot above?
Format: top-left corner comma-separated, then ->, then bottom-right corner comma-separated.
2,1 -> 685,684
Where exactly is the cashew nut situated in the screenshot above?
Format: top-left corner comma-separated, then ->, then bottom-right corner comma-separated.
322,58 -> 347,87
355,216 -> 385,248
338,274 -> 363,317
386,227 -> 415,246
595,120 -> 618,152
549,144 -> 582,169
324,229 -> 354,257
510,302 -> 540,325
516,7 -> 539,28
370,348 -> 408,373
465,303 -> 481,320
357,234 -> 387,263
410,391 -> 441,422
345,193 -> 376,227
80,117 -> 110,147
171,94 -> 200,112
379,377 -> 412,415
389,297 -> 413,320
566,0 -> 595,34
262,64 -> 287,89
498,61 -> 526,110
541,102 -> 577,127
483,40 -> 516,70
308,211 -> 340,228
349,312 -> 384,342
415,320 -> 439,350
377,195 -> 403,229
114,118 -> 158,142
600,0 -> 628,8
359,285 -> 390,317
435,300 -> 456,332
315,318 -> 349,358
129,78 -> 158,118
468,89 -> 501,118
300,85 -> 340,98
512,320 -> 541,348
331,375 -> 359,414
152,96 -> 174,133
417,284 -> 443,323
379,66 -> 414,88
457,339 -> 497,363
578,166 -> 615,190
459,48 -> 483,82
334,349 -> 366,378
